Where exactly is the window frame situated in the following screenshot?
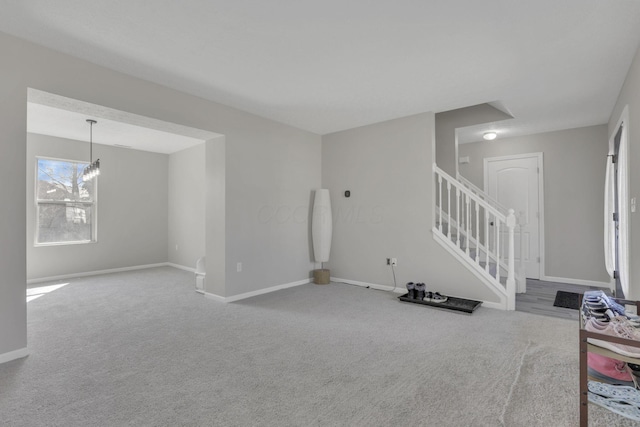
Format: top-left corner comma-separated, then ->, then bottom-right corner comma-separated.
34,156 -> 98,246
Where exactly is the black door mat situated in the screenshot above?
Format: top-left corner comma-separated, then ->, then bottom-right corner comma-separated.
398,294 -> 482,314
553,290 -> 582,310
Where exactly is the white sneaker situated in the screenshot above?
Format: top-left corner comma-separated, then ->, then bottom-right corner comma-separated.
586,317 -> 640,358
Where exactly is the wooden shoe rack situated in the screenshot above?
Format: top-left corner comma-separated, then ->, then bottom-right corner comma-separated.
579,297 -> 640,426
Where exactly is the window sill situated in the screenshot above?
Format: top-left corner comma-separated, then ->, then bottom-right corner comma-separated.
35,240 -> 97,247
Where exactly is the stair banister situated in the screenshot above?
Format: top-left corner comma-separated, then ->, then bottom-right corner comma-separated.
432,163 -> 517,310
457,173 -> 508,215
434,165 -> 506,223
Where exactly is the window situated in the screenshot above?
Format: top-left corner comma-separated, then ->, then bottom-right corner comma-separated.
36,157 -> 96,245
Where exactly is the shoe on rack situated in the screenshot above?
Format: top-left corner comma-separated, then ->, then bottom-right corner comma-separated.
585,307 -> 616,322
588,381 -> 640,406
601,294 -> 627,316
415,283 -> 426,301
588,391 -> 640,421
587,367 -> 636,388
585,300 -> 609,311
431,292 -> 448,303
588,353 -> 633,382
406,282 -> 416,299
585,317 -> 640,358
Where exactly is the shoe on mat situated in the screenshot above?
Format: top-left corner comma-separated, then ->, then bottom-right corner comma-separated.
431,292 -> 448,303
406,282 -> 416,299
424,291 -> 433,302
415,283 -> 426,301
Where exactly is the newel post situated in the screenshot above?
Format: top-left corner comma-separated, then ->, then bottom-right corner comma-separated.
506,209 -> 517,310
517,212 -> 526,293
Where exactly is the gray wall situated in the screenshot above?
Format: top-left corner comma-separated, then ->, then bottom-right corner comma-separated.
609,43 -> 640,300
168,144 -> 205,269
0,32 -> 321,358
322,112 -> 500,304
27,133 -> 169,280
458,125 -> 610,284
435,104 -> 512,176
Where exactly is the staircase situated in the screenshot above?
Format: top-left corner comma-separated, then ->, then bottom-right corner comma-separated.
432,164 -> 518,310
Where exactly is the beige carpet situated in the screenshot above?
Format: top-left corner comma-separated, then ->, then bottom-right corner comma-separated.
0,267 -> 634,426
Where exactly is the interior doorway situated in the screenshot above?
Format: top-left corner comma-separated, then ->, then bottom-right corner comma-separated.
606,106 -> 630,298
484,153 -> 543,280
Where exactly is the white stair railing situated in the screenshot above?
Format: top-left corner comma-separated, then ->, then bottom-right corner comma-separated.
458,172 -> 527,293
433,164 -> 516,310
457,173 -> 509,216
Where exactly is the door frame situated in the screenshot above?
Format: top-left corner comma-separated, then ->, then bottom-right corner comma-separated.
483,152 -> 545,281
609,105 -> 630,297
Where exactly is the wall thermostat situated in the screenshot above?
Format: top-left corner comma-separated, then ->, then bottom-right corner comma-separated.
344,190 -> 350,198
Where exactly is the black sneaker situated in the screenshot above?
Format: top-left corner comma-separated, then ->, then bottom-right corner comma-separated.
406,282 -> 416,299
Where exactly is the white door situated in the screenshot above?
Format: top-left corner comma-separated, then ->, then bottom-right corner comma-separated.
485,154 -> 542,280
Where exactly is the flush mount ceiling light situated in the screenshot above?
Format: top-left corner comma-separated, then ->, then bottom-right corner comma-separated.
483,131 -> 497,141
82,119 -> 100,181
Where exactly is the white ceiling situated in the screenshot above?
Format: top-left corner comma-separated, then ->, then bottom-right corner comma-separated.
4,1 -> 640,141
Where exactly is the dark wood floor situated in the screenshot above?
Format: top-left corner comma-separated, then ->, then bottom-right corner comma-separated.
515,279 -> 610,321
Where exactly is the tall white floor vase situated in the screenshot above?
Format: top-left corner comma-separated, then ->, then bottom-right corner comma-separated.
312,189 -> 332,284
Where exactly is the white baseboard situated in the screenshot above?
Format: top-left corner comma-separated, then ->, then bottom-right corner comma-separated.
480,300 -> 505,310
166,262 -> 196,273
204,278 -> 311,303
27,263 -> 169,285
330,277 -> 405,294
540,275 -> 614,289
0,347 -> 28,365
334,277 -> 506,310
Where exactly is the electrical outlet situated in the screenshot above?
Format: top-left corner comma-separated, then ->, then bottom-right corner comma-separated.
237,262 -> 242,272
386,258 -> 391,265
391,258 -> 398,266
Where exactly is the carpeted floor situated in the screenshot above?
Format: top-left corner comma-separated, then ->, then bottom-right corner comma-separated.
0,267 -> 634,426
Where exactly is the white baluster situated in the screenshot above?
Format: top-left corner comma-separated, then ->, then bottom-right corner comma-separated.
447,181 -> 451,239
495,220 -> 501,283
506,209 -> 517,310
438,174 -> 443,233
485,213 -> 490,272
475,202 -> 480,263
456,187 -> 460,248
518,211 -> 526,293
465,194 -> 470,257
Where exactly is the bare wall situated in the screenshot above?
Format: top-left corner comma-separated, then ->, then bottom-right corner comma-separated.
458,125 -> 610,284
168,143 -> 205,269
322,112 -> 500,304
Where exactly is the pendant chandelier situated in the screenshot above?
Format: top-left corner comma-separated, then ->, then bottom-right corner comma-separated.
83,119 -> 100,181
